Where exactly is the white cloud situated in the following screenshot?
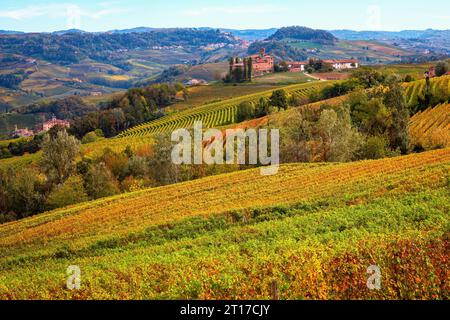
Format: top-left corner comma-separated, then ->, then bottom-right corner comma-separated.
0,3 -> 128,21
366,5 -> 382,30
183,4 -> 283,17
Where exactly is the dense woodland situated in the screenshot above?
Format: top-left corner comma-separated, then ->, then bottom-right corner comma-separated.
268,26 -> 337,43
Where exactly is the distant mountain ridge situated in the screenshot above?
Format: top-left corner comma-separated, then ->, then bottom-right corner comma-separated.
0,30 -> 24,35
331,29 -> 450,40
3,27 -> 450,41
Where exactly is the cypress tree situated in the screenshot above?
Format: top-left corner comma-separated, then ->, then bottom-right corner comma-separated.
247,58 -> 253,81
243,58 -> 248,81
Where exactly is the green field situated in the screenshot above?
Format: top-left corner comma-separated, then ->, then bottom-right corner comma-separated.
251,72 -> 315,85
284,40 -> 413,64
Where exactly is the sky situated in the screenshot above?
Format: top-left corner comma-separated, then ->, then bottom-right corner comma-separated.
0,0 -> 449,33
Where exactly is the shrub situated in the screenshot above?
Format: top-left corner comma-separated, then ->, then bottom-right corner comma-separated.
84,162 -> 120,199
45,175 -> 88,210
360,136 -> 390,159
236,101 -> 255,122
81,132 -> 99,144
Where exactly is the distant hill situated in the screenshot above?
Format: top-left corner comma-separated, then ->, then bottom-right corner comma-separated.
107,27 -> 157,34
220,28 -> 278,41
0,29 -> 238,65
0,30 -> 24,35
331,29 -> 450,40
51,29 -> 87,35
268,26 -> 337,43
248,41 -> 307,61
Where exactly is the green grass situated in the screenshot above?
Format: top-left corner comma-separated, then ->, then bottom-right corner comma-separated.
251,72 -> 315,85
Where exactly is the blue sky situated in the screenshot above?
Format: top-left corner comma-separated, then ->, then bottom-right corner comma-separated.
0,0 -> 449,32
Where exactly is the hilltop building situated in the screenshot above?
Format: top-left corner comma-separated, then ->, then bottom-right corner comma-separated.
12,125 -> 34,138
42,116 -> 70,132
230,48 -> 274,78
248,48 -> 274,76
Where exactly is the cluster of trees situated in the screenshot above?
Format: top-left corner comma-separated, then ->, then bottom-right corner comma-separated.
435,61 -> 449,77
236,90 -> 293,122
0,128 -> 241,223
20,96 -> 97,119
268,26 -> 337,44
305,59 -> 334,73
0,134 -> 44,159
223,57 -> 253,83
69,83 -> 185,138
248,41 -> 307,62
308,68 -> 407,103
276,82 -> 410,164
0,71 -> 28,89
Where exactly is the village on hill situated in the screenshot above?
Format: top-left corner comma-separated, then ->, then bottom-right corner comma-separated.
12,115 -> 70,138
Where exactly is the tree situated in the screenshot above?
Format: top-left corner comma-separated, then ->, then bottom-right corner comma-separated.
40,130 -> 81,185
232,67 -> 244,83
256,97 -> 270,117
274,61 -> 289,72
247,58 -> 253,81
359,136 -> 394,160
316,109 -> 363,162
350,68 -> 385,88
270,90 -> 288,111
45,175 -> 88,210
126,156 -> 149,179
149,133 -> 178,185
84,162 -> 120,199
0,168 -> 44,219
236,101 -> 255,122
81,131 -> 99,144
384,83 -> 410,154
435,61 -> 449,77
229,57 -> 234,75
243,58 -> 248,81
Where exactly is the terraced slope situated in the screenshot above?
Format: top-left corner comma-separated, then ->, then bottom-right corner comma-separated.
403,75 -> 450,107
0,148 -> 448,299
410,103 -> 450,148
117,82 -> 331,138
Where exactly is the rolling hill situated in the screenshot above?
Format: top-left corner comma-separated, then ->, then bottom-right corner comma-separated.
0,148 -> 448,299
117,81 -> 329,137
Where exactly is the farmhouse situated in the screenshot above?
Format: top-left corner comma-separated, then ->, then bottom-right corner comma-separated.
286,59 -> 359,72
185,78 -> 207,86
287,62 -> 308,72
42,116 -> 70,132
323,59 -> 359,70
